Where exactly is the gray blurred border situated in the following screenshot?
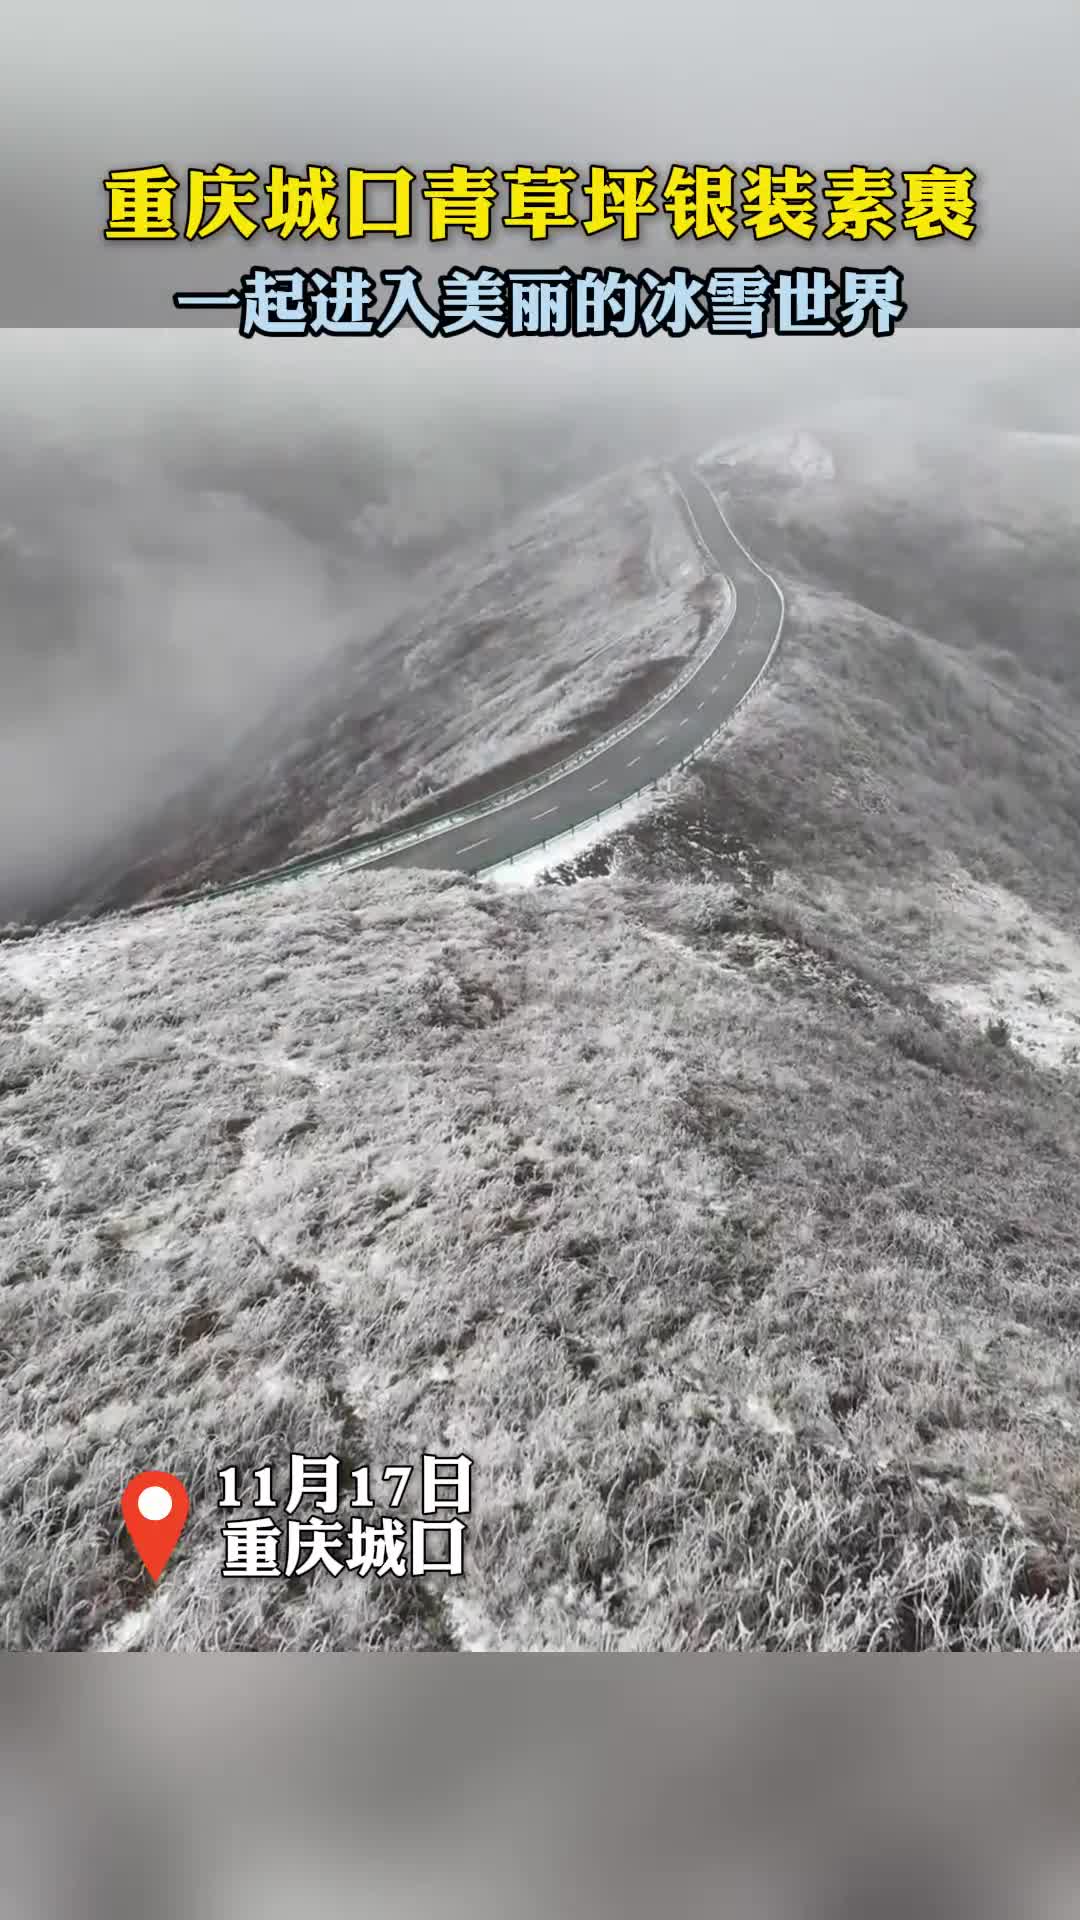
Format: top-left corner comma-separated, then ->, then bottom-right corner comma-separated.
4,1656 -> 1080,1919
2,0 -> 1077,325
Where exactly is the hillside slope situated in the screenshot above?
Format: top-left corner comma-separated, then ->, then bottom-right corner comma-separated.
3,425 -> 1080,1652
48,465 -> 706,921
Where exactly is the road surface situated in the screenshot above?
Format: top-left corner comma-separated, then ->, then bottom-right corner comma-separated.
361,466 -> 783,877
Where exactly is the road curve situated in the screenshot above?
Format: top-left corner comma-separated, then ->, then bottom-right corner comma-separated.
361,466 -> 783,877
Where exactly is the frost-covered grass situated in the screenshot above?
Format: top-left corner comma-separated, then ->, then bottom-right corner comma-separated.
4,858 -> 1080,1650
71,465 -> 708,915
484,794 -> 656,890
627,435 -> 1080,1063
6,422 -> 1080,1651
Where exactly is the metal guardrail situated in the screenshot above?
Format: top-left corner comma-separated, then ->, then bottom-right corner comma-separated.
342,563 -> 735,872
478,474 -> 787,882
131,468 -> 781,911
149,468 -> 733,908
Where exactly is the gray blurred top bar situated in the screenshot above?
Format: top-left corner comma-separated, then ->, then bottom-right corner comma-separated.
1,0 -> 1076,325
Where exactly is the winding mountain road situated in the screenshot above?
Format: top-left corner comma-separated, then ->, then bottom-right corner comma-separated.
179,462 -> 783,906
358,463 -> 784,877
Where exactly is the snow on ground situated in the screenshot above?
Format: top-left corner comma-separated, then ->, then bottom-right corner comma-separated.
7,856 -> 1080,1651
40,461 -> 716,920
385,465 -> 708,790
275,463 -> 713,846
483,794 -> 656,889
700,431 -> 836,485
927,870 -> 1080,1069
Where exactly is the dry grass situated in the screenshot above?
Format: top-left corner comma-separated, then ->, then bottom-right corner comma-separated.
4,857 -> 1080,1649
63,466 -> 705,917
5,424 -> 1080,1649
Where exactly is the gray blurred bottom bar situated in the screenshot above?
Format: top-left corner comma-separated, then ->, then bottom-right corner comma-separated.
2,1656 -> 1079,1920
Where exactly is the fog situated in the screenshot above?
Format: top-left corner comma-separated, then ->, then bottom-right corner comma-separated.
1,328 -> 1077,919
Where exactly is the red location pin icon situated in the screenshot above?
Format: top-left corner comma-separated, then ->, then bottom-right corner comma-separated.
121,1471 -> 190,1581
